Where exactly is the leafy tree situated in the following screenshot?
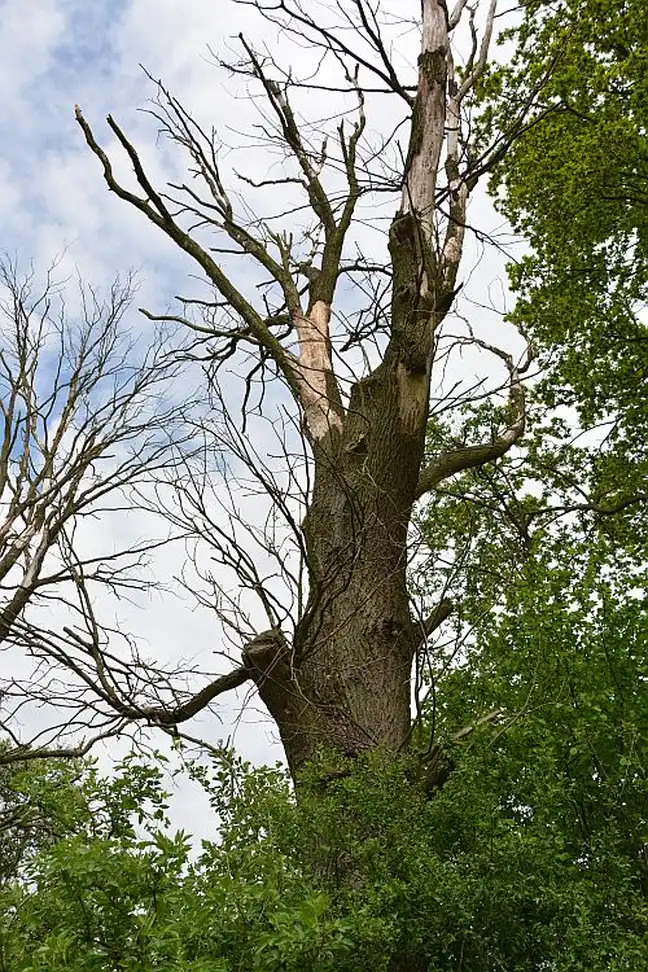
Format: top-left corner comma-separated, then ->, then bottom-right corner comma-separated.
0,746 -> 87,884
0,754 -> 352,972
482,0 -> 647,468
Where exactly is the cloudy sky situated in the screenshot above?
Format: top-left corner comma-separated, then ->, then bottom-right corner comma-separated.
0,0 -> 518,835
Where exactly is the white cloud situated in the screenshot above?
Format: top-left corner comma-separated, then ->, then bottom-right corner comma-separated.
0,0 -> 65,108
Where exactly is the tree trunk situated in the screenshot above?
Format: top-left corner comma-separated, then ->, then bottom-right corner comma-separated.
245,216 -> 438,776
75,0 -> 519,785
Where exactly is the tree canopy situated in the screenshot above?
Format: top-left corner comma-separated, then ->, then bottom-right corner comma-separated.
485,0 -> 647,432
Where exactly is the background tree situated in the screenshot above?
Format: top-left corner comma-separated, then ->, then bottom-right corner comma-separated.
0,742 -> 87,884
481,0 -> 647,505
0,258 -> 200,762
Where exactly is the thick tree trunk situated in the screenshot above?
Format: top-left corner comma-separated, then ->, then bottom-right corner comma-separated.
241,9 -> 462,766
245,216 -> 439,776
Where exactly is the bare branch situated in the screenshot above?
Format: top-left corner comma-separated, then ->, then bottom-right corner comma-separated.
416,338 -> 530,499
74,106 -> 303,402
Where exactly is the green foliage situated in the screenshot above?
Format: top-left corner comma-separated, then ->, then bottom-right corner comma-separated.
425,533 -> 648,963
0,749 -> 92,885
1,695 -> 646,972
482,0 -> 648,435
413,404 -> 648,967
0,753 -> 355,972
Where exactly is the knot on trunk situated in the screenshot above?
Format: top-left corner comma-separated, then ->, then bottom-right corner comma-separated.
243,628 -> 293,694
242,629 -> 302,746
243,627 -> 288,668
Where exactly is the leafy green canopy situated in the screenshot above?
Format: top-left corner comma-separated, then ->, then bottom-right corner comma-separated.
483,0 -> 647,432
1,603 -> 646,972
0,749 -> 87,885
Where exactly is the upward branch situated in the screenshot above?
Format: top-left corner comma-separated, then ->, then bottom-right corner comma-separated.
74,106 -> 303,400
76,64 -> 364,443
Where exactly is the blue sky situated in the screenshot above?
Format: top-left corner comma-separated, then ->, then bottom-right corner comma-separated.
1,0 -> 225,292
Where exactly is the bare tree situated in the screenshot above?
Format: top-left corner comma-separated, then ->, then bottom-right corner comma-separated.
0,258 -> 214,762
56,0 -> 539,778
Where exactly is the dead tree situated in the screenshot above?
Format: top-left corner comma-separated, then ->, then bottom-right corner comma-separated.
0,259 -> 198,762
68,0 -> 534,778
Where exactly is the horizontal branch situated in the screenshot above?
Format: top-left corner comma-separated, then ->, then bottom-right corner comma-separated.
56,622 -> 255,729
415,429 -> 524,499
419,708 -> 504,794
421,598 -> 454,637
138,665 -> 252,726
416,338 -> 529,499
0,726 -> 127,766
528,492 -> 648,523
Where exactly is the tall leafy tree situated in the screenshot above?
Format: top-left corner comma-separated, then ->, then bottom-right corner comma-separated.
483,0 -> 647,436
